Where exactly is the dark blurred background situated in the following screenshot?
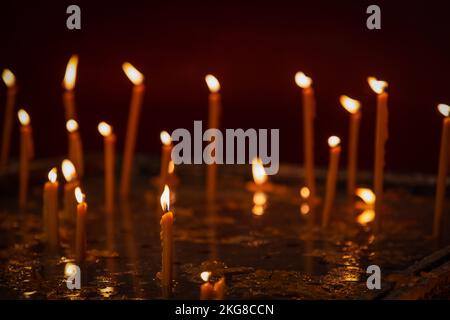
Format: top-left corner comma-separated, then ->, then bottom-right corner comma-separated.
0,0 -> 449,174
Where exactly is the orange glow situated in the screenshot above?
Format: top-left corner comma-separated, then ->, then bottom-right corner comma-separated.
205,74 -> 220,93
328,136 -> 341,148
48,167 -> 57,183
98,122 -> 112,137
340,95 -> 361,114
294,72 -> 312,89
122,62 -> 144,85
64,263 -> 78,278
252,158 -> 268,185
2,69 -> 15,87
160,185 -> 170,212
300,203 -> 310,215
437,104 -> 450,117
74,187 -> 85,204
367,77 -> 388,94
17,109 -> 30,126
357,209 -> 375,225
253,191 -> 267,206
160,131 -> 172,146
63,55 -> 78,90
356,188 -> 376,206
200,271 -> 211,282
300,187 -> 310,199
61,159 -> 77,182
66,119 -> 79,133
252,205 -> 265,216
168,160 -> 175,174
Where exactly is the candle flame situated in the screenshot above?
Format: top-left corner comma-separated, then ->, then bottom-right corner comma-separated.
61,159 -> 77,182
205,74 -> 220,93
437,104 -> 450,117
253,191 -> 267,206
66,119 -> 79,133
252,158 -> 268,185
64,263 -> 78,278
328,136 -> 341,148
63,54 -> 78,90
160,131 -> 172,146
74,187 -> 85,204
168,160 -> 175,174
357,209 -> 375,225
160,185 -> 170,212
300,203 -> 310,215
200,271 -> 211,282
48,167 -> 57,183
300,187 -> 310,199
355,188 -> 376,205
295,72 -> 312,89
98,121 -> 112,136
340,95 -> 361,114
252,205 -> 265,216
122,62 -> 144,85
367,77 -> 387,94
17,109 -> 30,126
2,69 -> 15,87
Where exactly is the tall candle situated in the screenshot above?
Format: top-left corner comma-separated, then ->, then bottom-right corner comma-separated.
322,136 -> 341,228
368,77 -> 388,232
1,69 -> 17,170
98,122 -> 116,214
75,187 -> 87,263
62,159 -> 79,222
18,109 -> 34,210
160,185 -> 174,296
433,104 -> 450,239
62,54 -> 78,121
43,167 -> 59,250
120,62 -> 145,198
159,131 -> 172,192
295,72 -> 316,200
66,119 -> 84,177
340,95 -> 362,198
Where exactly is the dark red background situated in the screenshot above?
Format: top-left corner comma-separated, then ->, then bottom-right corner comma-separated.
1,0 -> 449,173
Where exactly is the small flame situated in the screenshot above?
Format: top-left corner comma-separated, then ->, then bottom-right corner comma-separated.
295,72 -> 312,89
98,122 -> 112,137
66,119 -> 79,133
300,187 -> 310,199
64,263 -> 78,278
160,185 -> 170,212
356,188 -> 376,206
160,131 -> 172,146
437,104 -> 450,117
205,74 -> 220,93
367,77 -> 387,94
328,136 -> 341,148
200,271 -> 211,282
17,109 -> 30,126
2,69 -> 15,87
168,160 -> 175,174
252,158 -> 268,185
61,159 -> 77,182
300,203 -> 310,215
340,95 -> 361,114
48,167 -> 57,183
357,209 -> 375,225
122,62 -> 144,85
63,55 -> 78,90
74,187 -> 85,204
253,191 -> 267,206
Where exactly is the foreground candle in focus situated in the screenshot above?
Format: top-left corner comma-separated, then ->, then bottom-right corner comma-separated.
62,159 -> 79,221
322,136 -> 341,228
340,95 -> 362,198
75,187 -> 87,263
66,119 -> 84,177
200,271 -> 214,300
159,131 -> 172,191
120,62 -> 145,198
98,122 -> 116,213
62,55 -> 78,121
160,185 -> 174,296
1,69 -> 17,170
433,104 -> 450,238
295,72 -> 316,200
18,109 -> 34,209
43,168 -> 59,250
368,77 -> 388,231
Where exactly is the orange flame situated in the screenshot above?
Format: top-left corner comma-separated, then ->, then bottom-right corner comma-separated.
160,185 -> 170,212
367,77 -> 387,94
205,74 -> 220,93
122,62 -> 144,85
48,167 -> 57,183
2,69 -> 15,87
61,159 -> 77,182
200,271 -> 211,282
295,72 -> 312,89
437,104 -> 450,117
300,187 -> 310,199
357,209 -> 375,225
252,158 -> 268,185
160,131 -> 172,146
98,122 -> 112,137
17,109 -> 30,126
328,136 -> 341,148
74,187 -> 85,204
340,95 -> 361,114
63,55 -> 78,90
66,119 -> 79,133
356,188 -> 376,206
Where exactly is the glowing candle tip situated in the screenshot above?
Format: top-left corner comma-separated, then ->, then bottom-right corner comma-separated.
340,95 -> 361,114
64,54 -> 78,90
98,122 -> 112,136
160,185 -> 170,212
17,109 -> 30,126
160,131 -> 172,146
205,74 -> 220,93
2,69 -> 16,87
122,62 -> 144,85
328,136 -> 341,148
295,72 -> 312,88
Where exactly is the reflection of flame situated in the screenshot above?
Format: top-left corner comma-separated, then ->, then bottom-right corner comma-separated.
66,119 -> 79,132
437,104 -> 450,117
252,205 -> 264,216
74,187 -> 85,204
205,74 -> 220,93
168,160 -> 175,174
98,122 -> 112,136
48,167 -> 57,183
253,191 -> 267,206
160,131 -> 172,146
295,72 -> 312,88
300,187 -> 310,199
17,109 -> 30,126
300,203 -> 310,215
357,209 -> 375,225
367,77 -> 387,94
63,55 -> 78,90
122,62 -> 144,85
61,159 -> 77,182
252,158 -> 267,185
340,95 -> 361,114
200,271 -> 211,282
355,188 -> 376,206
2,69 -> 15,87
328,136 -> 341,148
160,185 -> 170,212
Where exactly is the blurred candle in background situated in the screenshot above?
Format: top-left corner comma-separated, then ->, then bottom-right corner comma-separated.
1,69 -> 17,170
159,131 -> 172,191
66,119 -> 84,177
98,122 -> 116,213
17,109 -> 34,210
62,159 -> 79,222
62,54 -> 78,121
322,136 -> 341,228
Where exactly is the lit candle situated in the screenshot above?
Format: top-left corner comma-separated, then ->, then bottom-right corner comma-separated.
62,159 -> 79,222
160,185 -> 174,296
120,62 -> 145,198
159,131 -> 172,191
1,69 -> 17,170
295,72 -> 316,200
322,136 -> 341,228
75,187 -> 87,263
98,122 -> 116,213
368,77 -> 388,231
200,271 -> 214,300
66,119 -> 84,177
18,109 -> 34,210
340,95 -> 362,198
43,167 -> 59,250
62,54 -> 78,121
355,188 -> 376,226
433,104 -> 450,238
